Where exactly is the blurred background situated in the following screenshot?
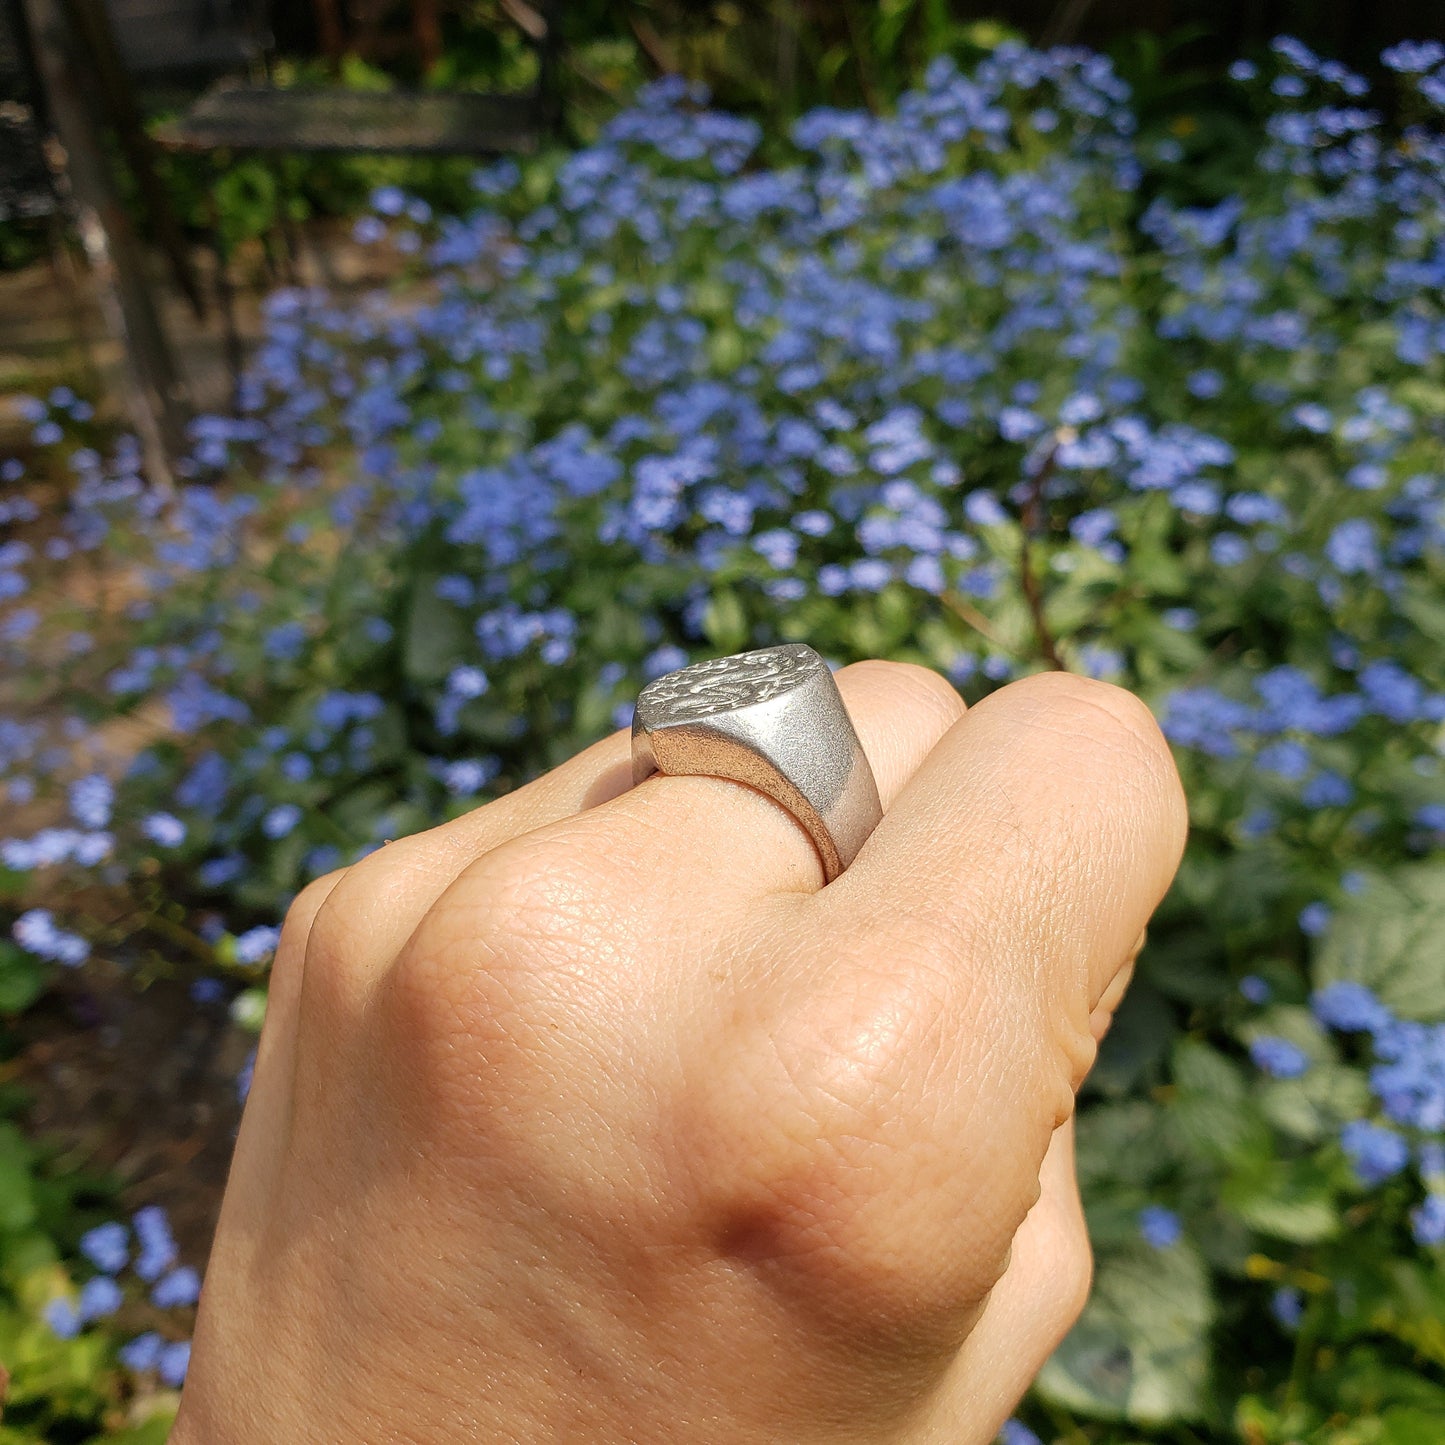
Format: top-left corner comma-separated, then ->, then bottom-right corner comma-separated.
2,0 -> 1441,445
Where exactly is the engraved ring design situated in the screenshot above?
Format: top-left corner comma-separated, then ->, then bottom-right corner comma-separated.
630,643 -> 884,883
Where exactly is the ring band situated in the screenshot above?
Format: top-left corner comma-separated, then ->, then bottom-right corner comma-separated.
630,643 -> 883,882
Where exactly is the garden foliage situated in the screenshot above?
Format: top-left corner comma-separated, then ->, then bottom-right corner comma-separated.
1,33 -> 1444,1444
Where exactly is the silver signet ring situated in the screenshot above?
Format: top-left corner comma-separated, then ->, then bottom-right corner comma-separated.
630,643 -> 883,883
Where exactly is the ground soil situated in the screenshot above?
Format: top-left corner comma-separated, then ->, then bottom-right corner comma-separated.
13,972 -> 248,1265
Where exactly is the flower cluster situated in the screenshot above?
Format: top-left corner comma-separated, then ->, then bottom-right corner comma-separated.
42,1206 -> 197,1387
1312,980 -> 1445,1242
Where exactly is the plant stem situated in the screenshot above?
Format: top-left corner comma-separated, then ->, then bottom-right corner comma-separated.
940,590 -> 1007,649
1020,444 -> 1067,671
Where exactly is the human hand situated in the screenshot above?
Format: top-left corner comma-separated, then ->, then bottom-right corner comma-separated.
173,663 -> 1186,1444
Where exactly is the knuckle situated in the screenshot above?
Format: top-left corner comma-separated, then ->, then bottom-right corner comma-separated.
272,868 -> 349,991
1012,671 -> 1187,836
447,828 -> 617,960
1016,671 -> 1164,754
1035,1197 -> 1094,1343
694,947 -> 982,1335
386,829 -> 618,1047
282,869 -> 349,945
840,658 -> 966,732
307,838 -> 440,957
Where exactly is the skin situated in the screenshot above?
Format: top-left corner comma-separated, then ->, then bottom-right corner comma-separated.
173,663 -> 1187,1444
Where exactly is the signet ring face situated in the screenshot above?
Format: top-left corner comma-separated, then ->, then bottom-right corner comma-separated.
630,643 -> 883,883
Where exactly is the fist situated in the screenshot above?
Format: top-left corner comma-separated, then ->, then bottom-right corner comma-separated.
174,664 -> 1185,1443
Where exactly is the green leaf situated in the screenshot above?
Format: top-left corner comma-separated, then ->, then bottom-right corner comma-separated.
88,1407 -> 179,1445
0,1124 -> 37,1232
1381,1408 -> 1445,1445
1257,1064 -> 1371,1145
0,943 -> 46,1014
1075,1100 -> 1171,1191
1314,863 -> 1445,1020
1222,1158 -> 1340,1243
1037,1240 -> 1215,1423
402,579 -> 475,687
1362,1261 -> 1445,1368
702,589 -> 749,654
1170,1039 -> 1270,1165
1240,1004 -> 1363,1145
1086,980 -> 1176,1099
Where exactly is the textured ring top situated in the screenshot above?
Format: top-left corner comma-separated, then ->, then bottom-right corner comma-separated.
630,643 -> 883,883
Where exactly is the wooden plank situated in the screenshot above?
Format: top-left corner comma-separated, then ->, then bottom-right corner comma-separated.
156,85 -> 544,154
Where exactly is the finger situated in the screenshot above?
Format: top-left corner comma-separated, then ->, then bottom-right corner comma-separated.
926,1120 -> 1090,1441
299,724 -> 634,998
485,659 -> 968,911
1090,928 -> 1144,1044
269,729 -> 634,1120
223,866 -> 349,1217
795,671 -> 1184,1304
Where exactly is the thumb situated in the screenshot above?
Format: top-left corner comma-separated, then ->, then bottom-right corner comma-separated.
772,674 -> 1185,1325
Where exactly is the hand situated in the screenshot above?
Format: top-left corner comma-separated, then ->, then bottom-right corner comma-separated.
173,664 -> 1186,1443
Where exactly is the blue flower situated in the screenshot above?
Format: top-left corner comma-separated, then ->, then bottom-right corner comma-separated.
1299,902 -> 1332,937
1324,518 -> 1379,574
643,645 -> 689,680
78,1275 -> 123,1322
234,925 -> 281,965
198,854 -> 245,889
120,1331 -> 165,1371
1340,1119 -> 1410,1185
1139,1205 -> 1182,1249
438,758 -> 500,796
142,812 -> 187,848
1302,770 -> 1354,808
998,1423 -> 1043,1445
262,804 -> 302,840
1069,507 -> 1116,547
43,1296 -> 81,1338
1312,981 -> 1391,1034
1210,534 -> 1250,566
12,909 -> 89,966
68,773 -> 113,829
371,185 -> 407,216
158,1339 -> 191,1387
151,1266 -> 201,1309
1381,40 -> 1445,72
1271,1286 -> 1304,1330
1239,975 -> 1272,1004
79,1221 -> 129,1274
1250,1036 -> 1311,1079
1411,1196 -> 1445,1247
190,977 -> 225,1004
1256,740 -> 1310,780
1358,661 -> 1436,724
963,490 -> 1008,528
446,665 -> 489,699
